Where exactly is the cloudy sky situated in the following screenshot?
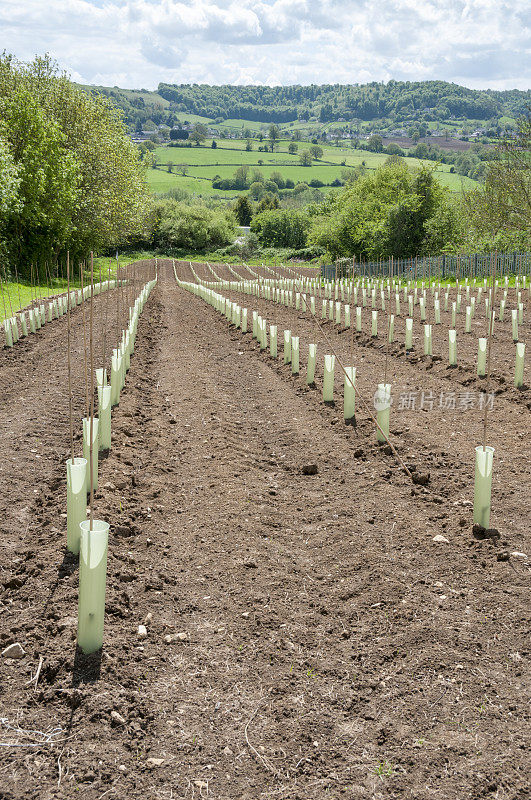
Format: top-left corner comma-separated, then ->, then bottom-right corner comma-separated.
1,0 -> 529,90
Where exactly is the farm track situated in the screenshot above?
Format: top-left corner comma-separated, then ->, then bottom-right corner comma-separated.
0,261 -> 529,800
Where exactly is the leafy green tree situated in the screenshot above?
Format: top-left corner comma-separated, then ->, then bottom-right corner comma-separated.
0,136 -> 20,218
264,180 -> 279,195
249,181 -> 265,200
234,195 -> 253,226
245,138 -> 253,151
255,193 -> 281,213
288,142 -> 298,154
189,123 -> 208,145
0,54 -> 150,270
308,161 -> 448,259
154,199 -> 235,250
300,150 -> 313,166
233,165 -> 250,189
309,145 -> 323,159
463,115 -> 531,247
268,124 -> 280,152
211,139 -> 217,149
270,171 -> 285,189
0,86 -> 79,271
251,209 -> 310,248
367,134 -> 383,152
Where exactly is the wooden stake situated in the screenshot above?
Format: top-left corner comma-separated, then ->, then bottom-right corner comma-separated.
13,263 -> 23,313
0,269 -> 9,322
89,253 -> 95,529
482,252 -> 497,450
80,262 -> 89,419
67,253 -> 74,461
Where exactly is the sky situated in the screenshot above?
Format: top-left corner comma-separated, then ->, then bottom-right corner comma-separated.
1,0 -> 530,91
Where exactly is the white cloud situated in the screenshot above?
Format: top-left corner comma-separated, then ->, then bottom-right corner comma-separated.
0,0 -> 529,89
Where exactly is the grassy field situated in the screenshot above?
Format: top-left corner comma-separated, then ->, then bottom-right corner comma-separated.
148,137 -> 480,196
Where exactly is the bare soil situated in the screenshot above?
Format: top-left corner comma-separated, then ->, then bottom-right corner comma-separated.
0,260 -> 529,800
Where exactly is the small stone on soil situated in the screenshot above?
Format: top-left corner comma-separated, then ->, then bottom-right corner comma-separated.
433,535 -> 450,543
302,464 -> 318,475
2,642 -> 25,659
146,758 -> 164,768
137,625 -> 148,639
111,710 -> 126,726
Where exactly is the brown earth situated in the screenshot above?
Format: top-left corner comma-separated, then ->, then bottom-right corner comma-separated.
0,260 -> 529,800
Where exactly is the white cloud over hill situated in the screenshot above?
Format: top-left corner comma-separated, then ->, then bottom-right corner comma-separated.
1,0 -> 529,89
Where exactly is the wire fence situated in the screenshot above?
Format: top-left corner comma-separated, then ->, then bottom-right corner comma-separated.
321,253 -> 531,281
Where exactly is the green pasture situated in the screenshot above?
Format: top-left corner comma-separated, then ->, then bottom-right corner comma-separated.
173,111 -> 213,125
148,138 -> 480,196
217,119 -> 268,131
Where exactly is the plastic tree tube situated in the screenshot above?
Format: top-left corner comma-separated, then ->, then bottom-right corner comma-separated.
514,342 -> 525,388
82,417 -> 99,494
19,312 -> 27,337
448,330 -> 457,365
291,336 -> 300,375
356,307 -> 362,332
424,324 -> 432,356
78,520 -> 109,654
3,320 -> 13,347
344,304 -> 350,327
375,383 -> 392,443
270,325 -> 277,358
66,457 -> 87,554
405,318 -> 413,350
473,446 -> 494,528
260,318 -> 267,350
110,353 -> 122,407
98,386 -> 112,451
323,354 -> 335,402
283,330 -> 291,364
96,368 -> 107,388
307,344 -> 317,384
343,367 -> 356,422
477,338 -> 487,376
499,299 -> 505,321
371,310 -> 378,337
